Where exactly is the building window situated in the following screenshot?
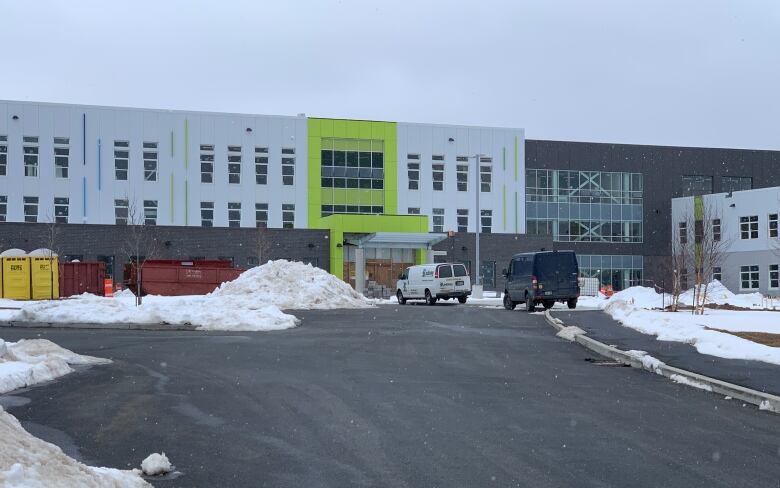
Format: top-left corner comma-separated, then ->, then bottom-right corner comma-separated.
770,264 -> 779,290
114,141 -> 129,181
712,218 -> 721,242
432,163 -> 444,191
320,138 -> 384,191
481,209 -> 492,233
480,159 -> 492,192
228,145 -> 241,184
407,162 -> 420,190
255,203 -> 268,228
456,163 -> 468,192
200,201 -> 214,227
228,202 -> 241,227
407,207 -> 420,215
54,197 -> 69,223
678,222 -> 687,244
24,136 -> 39,177
722,176 -> 752,193
713,266 -> 722,282
23,196 -> 38,222
769,213 -> 778,238
143,142 -> 158,181
143,200 -> 158,225
282,148 -> 295,185
481,261 -> 496,288
681,175 -> 713,196
432,208 -> 444,233
457,209 -> 468,232
432,155 -> 444,161
407,153 -> 420,161
0,195 -> 6,221
739,215 -> 758,239
255,147 -> 268,185
680,268 -> 688,290
0,135 -> 7,176
526,219 -> 553,236
54,137 -> 69,178
740,265 -> 759,291
114,199 -> 129,225
282,204 -> 295,229
200,144 -> 214,183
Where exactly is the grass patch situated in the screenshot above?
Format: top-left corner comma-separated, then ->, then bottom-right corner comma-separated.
706,327 -> 780,347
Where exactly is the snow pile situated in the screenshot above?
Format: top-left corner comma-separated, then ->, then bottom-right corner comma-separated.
140,452 -> 172,476
606,287 -> 666,309
0,407 -> 151,487
555,326 -> 585,341
679,280 -> 766,309
625,350 -> 665,374
0,338 -> 110,394
212,260 -> 372,309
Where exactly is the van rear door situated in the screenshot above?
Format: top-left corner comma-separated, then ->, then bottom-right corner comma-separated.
534,253 -> 579,296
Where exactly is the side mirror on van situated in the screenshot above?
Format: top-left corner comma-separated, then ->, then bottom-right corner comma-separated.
399,273 -> 407,280
502,268 -> 508,277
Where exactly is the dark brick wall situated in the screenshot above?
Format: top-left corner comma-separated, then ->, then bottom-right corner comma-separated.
433,233 -> 553,291
527,139 -> 780,287
0,223 -> 330,280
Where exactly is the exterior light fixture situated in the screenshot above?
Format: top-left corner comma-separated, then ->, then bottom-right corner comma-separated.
12,115 -> 19,120
246,127 -> 253,133
448,137 -> 454,142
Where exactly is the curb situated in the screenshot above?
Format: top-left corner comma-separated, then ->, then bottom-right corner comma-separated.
0,321 -> 198,331
544,310 -> 780,413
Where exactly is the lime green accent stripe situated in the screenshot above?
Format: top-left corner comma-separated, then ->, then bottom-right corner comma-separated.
514,136 -> 518,181
502,185 -> 506,231
184,179 -> 189,226
320,189 -> 385,205
169,173 -> 174,222
514,191 -> 518,233
184,119 -> 189,169
694,195 -> 704,220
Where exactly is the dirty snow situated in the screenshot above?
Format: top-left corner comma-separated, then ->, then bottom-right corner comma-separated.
0,338 -> 149,487
669,374 -> 713,392
0,260 -> 372,331
555,326 -> 585,341
140,452 -> 172,476
0,338 -> 110,394
625,350 -> 665,374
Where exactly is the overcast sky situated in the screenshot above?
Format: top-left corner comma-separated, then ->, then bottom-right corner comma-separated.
2,1 -> 778,150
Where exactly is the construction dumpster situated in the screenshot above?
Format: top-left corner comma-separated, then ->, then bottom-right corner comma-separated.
59,262 -> 106,297
30,257 -> 60,299
124,259 -> 245,296
2,257 -> 31,300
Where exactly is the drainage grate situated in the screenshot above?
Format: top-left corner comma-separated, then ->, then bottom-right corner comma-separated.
584,358 -> 629,367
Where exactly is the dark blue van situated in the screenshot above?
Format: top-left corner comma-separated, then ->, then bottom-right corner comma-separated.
502,251 -> 580,312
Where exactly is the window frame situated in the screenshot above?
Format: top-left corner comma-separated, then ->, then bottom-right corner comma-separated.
432,163 -> 444,191
282,203 -> 295,229
432,208 -> 444,233
0,135 -> 7,176
769,264 -> 779,290
739,265 -> 760,291
227,202 -> 242,227
143,142 -> 158,182
200,144 -> 215,183
53,197 -> 69,223
24,136 -> 39,177
255,202 -> 268,228
769,213 -> 778,239
114,140 -> 129,181
54,137 -> 70,179
739,215 -> 759,240
23,195 -> 39,223
200,201 -> 214,227
227,145 -> 242,184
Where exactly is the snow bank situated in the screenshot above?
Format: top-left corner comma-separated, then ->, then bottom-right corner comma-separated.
0,339 -> 110,394
140,452 -> 172,476
212,260 -> 372,309
625,350 -> 665,374
0,407 -> 150,487
2,260 -> 372,331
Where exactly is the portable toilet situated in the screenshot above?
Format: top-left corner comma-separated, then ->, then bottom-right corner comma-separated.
2,256 -> 31,300
31,256 -> 60,299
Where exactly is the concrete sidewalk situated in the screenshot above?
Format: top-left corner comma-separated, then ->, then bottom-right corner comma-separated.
553,310 -> 780,397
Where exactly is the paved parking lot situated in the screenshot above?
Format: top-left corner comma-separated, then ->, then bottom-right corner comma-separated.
2,304 -> 779,487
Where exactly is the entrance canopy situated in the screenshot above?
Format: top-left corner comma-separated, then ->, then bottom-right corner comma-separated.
346,232 -> 447,250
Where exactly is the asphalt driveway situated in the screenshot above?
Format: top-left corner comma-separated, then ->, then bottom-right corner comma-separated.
1,304 -> 779,487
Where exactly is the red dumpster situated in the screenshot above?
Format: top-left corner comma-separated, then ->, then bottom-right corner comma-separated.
59,262 -> 107,297
123,259 -> 245,296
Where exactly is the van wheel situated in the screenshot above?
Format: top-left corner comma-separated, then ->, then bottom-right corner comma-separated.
425,289 -> 437,306
542,300 -> 554,310
526,295 -> 535,312
503,292 -> 516,310
567,298 -> 577,309
396,290 -> 406,305
457,296 -> 467,304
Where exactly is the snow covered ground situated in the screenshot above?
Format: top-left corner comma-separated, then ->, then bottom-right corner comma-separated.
0,338 -> 150,487
600,281 -> 780,366
0,260 -> 373,332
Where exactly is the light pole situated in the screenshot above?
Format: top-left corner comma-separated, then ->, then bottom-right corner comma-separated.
471,154 -> 485,297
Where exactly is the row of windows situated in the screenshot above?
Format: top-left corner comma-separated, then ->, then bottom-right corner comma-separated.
0,196 -> 71,223
680,175 -> 752,197
321,205 -> 383,217
739,264 -> 779,291
678,213 -> 778,243
407,157 -> 493,192
429,208 -> 493,233
526,169 -> 643,204
527,219 -> 642,243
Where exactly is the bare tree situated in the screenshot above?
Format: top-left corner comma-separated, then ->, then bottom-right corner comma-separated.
120,196 -> 159,306
256,226 -> 273,267
42,212 -> 61,300
692,201 -> 731,314
669,217 -> 692,312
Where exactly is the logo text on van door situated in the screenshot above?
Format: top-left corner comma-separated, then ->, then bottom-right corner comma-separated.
422,269 -> 433,277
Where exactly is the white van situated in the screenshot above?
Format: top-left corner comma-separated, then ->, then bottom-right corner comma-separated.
396,263 -> 472,305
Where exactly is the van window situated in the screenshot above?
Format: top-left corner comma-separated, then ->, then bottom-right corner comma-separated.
512,257 -> 532,276
453,264 -> 467,277
535,253 -> 578,280
437,265 -> 453,278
